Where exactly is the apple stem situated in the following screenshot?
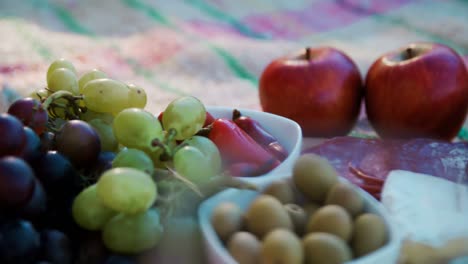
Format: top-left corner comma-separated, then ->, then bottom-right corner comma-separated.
306,47 -> 311,60
405,47 -> 413,59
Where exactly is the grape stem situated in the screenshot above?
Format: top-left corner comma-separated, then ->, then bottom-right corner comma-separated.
171,142 -> 188,156
41,90 -> 84,120
42,90 -> 77,110
151,138 -> 172,161
151,128 -> 188,161
166,165 -> 203,197
165,127 -> 177,143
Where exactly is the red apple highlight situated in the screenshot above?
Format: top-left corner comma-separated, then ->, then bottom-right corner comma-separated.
259,47 -> 363,137
365,42 -> 468,141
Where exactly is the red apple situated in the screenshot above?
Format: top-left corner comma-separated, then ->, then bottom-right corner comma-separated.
259,47 -> 363,137
463,55 -> 468,71
365,42 -> 468,141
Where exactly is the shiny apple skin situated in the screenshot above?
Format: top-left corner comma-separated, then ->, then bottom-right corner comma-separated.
463,55 -> 468,71
364,42 -> 468,141
259,47 -> 363,137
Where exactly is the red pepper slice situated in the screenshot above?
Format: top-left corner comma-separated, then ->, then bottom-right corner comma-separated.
204,111 -> 215,127
208,118 -> 280,175
227,162 -> 260,177
232,109 -> 288,161
266,142 -> 288,162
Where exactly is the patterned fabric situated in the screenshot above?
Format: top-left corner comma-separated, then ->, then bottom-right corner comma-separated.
0,0 -> 467,139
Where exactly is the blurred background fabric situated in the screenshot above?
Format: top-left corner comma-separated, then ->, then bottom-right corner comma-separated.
0,0 -> 467,137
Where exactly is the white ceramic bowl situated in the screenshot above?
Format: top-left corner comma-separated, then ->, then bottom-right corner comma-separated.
198,178 -> 402,264
206,106 -> 302,188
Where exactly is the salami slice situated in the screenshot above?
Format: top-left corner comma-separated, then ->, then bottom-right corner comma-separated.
303,137 -> 468,199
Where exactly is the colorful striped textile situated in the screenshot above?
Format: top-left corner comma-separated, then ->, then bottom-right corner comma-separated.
1,0 -> 467,139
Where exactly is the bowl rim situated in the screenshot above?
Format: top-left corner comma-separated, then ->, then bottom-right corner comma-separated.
198,177 -> 402,264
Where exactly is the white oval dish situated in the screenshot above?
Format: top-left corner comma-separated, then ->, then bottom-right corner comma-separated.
198,178 -> 402,264
206,106 -> 302,188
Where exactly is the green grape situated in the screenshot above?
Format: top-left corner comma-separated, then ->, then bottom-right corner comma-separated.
88,119 -> 118,152
82,78 -> 131,114
102,208 -> 164,254
112,148 -> 154,175
29,88 -> 50,101
173,145 -> 215,184
46,58 -> 77,83
47,68 -> 79,95
78,69 -> 107,94
80,109 -> 114,124
162,96 -> 206,140
72,184 -> 116,231
126,83 -> 147,109
183,136 -> 222,175
97,167 -> 157,214
113,108 -> 164,151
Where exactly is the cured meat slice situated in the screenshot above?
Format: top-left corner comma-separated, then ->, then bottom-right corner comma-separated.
303,137 -> 468,199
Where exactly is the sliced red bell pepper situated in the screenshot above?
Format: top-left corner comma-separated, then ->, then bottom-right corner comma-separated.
232,109 -> 288,161
208,118 -> 280,175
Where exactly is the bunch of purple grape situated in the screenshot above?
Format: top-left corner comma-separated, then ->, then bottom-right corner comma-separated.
0,97 -> 135,264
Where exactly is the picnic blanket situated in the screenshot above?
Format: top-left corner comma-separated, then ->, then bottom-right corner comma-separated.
1,0 -> 467,139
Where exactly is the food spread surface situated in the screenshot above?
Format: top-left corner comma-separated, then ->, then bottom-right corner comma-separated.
0,1 -> 468,264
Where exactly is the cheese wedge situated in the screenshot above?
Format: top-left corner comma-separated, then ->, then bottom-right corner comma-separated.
381,170 -> 468,248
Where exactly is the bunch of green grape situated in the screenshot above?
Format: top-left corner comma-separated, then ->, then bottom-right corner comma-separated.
72,167 -> 163,254
36,58 -> 147,115
110,95 -> 222,185
31,58 -> 225,255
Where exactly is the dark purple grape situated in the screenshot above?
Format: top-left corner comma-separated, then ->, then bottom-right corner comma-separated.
19,127 -> 43,163
78,151 -> 116,187
55,120 -> 101,168
39,132 -> 55,152
40,229 -> 72,264
38,199 -> 79,240
75,231 -> 109,264
0,156 -> 36,210
32,151 -> 78,197
0,219 -> 40,264
33,194 -> 80,248
88,151 -> 116,180
0,113 -> 26,157
7,97 -> 48,135
18,178 -> 47,221
0,215 -> 7,225
105,255 -> 137,264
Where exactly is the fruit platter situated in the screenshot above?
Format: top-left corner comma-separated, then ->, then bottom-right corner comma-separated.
1,39 -> 468,264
